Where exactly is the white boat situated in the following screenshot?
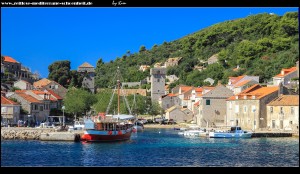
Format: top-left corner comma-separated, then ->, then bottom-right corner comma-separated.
132,121 -> 144,132
209,126 -> 252,138
178,125 -> 208,137
183,129 -> 207,137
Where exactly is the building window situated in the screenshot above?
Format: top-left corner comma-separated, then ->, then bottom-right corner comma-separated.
1,107 -> 7,113
244,106 -> 247,113
157,79 -> 160,82
235,105 -> 239,113
289,121 -> 293,125
40,106 -> 43,111
270,107 -> 273,114
206,99 -> 210,105
272,120 -> 275,128
280,107 -> 283,114
35,105 -> 38,110
291,107 -> 294,114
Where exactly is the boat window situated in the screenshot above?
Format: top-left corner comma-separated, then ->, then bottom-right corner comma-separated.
237,127 -> 241,130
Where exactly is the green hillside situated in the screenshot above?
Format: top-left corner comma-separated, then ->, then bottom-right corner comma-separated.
94,12 -> 298,88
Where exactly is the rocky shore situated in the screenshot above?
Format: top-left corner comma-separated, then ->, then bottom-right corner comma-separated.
1,127 -> 57,140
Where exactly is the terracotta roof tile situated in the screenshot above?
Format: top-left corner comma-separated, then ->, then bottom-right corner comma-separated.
3,56 -> 18,63
234,80 -> 251,87
1,96 -> 19,105
274,67 -> 297,78
16,93 -> 42,103
228,75 -> 245,85
32,90 -> 50,95
79,62 -> 94,68
46,89 -> 63,100
227,85 -> 278,100
33,78 -> 52,88
267,95 -> 299,106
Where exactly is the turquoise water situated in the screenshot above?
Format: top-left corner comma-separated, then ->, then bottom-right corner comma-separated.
1,128 -> 299,167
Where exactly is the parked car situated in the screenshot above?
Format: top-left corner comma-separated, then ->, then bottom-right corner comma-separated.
167,119 -> 176,125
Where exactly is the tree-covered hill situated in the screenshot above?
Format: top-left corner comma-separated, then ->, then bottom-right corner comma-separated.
58,12 -> 300,89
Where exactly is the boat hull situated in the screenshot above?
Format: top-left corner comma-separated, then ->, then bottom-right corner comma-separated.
81,129 -> 132,142
209,132 -> 252,138
133,125 -> 144,132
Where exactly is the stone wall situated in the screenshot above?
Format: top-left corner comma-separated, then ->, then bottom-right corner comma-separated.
1,127 -> 56,140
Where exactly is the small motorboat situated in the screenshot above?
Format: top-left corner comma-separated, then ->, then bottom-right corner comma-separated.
209,126 -> 252,138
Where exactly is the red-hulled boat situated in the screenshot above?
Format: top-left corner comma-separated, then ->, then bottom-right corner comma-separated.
81,67 -> 136,142
81,114 -> 135,142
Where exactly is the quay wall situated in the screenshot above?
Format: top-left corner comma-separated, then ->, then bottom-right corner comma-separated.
1,127 -> 83,141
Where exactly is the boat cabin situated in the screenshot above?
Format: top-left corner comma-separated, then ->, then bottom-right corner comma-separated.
230,126 -> 243,133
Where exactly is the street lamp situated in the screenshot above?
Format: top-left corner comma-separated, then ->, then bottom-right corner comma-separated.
62,106 -> 65,127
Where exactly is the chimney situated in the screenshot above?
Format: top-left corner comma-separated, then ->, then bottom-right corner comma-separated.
278,82 -> 284,96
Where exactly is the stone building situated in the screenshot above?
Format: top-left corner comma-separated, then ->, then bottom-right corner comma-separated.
198,85 -> 234,127
33,78 -> 68,98
272,66 -> 297,86
1,95 -> 20,126
267,95 -> 299,132
10,90 -> 51,123
150,68 -> 166,102
13,79 -> 33,90
159,93 -> 181,110
165,106 -> 193,123
77,62 -> 95,94
164,57 -> 182,68
226,84 -> 278,131
1,56 -> 40,83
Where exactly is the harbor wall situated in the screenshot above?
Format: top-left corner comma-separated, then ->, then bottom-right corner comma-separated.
1,127 -> 82,141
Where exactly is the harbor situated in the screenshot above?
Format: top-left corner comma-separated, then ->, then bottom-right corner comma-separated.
1,124 -> 298,141
1,127 -> 298,167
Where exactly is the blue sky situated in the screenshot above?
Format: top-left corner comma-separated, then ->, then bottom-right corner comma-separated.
1,7 -> 298,78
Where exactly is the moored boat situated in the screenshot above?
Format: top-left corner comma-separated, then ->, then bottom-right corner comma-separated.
209,126 -> 252,138
81,67 -> 136,142
81,114 -> 135,142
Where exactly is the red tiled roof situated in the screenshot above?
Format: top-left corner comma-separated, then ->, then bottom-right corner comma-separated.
32,90 -> 50,95
234,80 -> 251,87
167,93 -> 176,97
267,95 -> 299,106
195,87 -> 203,93
1,96 -> 19,105
3,56 -> 18,63
16,93 -> 42,103
33,78 -> 52,88
274,67 -> 297,78
227,84 -> 278,100
228,76 -> 244,85
79,62 -> 94,68
46,89 -> 63,100
50,96 -> 58,101
15,90 -> 27,93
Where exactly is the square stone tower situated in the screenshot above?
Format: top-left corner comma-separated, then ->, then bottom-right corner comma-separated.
150,68 -> 166,102
78,62 -> 95,93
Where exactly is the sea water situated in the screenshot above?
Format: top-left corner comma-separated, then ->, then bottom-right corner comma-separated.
1,128 -> 299,167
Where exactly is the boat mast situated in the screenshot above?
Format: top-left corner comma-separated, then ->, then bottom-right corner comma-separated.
117,67 -> 120,115
117,79 -> 120,115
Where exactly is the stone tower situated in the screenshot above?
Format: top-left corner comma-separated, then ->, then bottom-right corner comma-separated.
77,62 -> 95,93
150,67 -> 166,102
